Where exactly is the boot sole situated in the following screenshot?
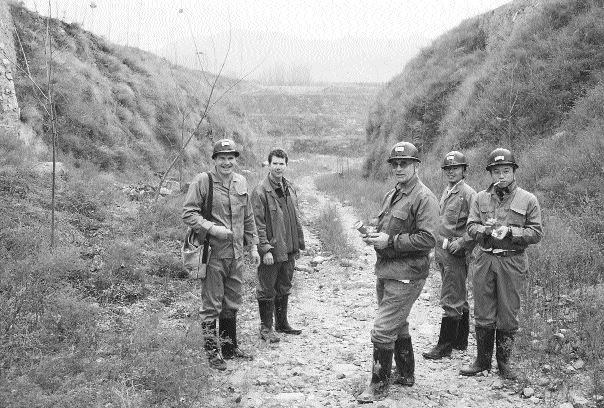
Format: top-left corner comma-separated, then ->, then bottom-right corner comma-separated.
459,368 -> 490,376
422,352 -> 451,360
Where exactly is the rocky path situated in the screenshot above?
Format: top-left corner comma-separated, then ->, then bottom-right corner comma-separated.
185,174 -> 537,407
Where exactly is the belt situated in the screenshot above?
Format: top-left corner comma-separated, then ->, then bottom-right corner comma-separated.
482,249 -> 523,257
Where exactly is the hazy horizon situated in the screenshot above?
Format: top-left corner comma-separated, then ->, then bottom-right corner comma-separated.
19,0 -> 512,83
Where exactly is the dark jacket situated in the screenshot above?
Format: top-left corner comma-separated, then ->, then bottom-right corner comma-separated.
251,175 -> 305,263
375,174 -> 439,280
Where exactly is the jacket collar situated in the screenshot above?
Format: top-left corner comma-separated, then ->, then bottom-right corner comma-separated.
487,180 -> 517,197
262,173 -> 289,192
210,168 -> 236,187
396,174 -> 420,195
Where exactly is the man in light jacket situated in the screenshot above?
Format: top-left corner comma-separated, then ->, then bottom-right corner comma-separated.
251,149 -> 305,344
460,148 -> 542,380
182,138 -> 260,371
423,151 -> 476,360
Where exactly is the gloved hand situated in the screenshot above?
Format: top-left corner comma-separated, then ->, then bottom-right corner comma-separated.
447,238 -> 464,255
250,247 -> 261,266
491,225 -> 510,240
263,252 -> 274,265
365,232 -> 390,249
209,225 -> 233,240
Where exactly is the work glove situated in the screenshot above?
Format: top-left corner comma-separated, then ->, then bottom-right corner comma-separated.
263,252 -> 274,265
250,246 -> 261,266
447,238 -> 464,255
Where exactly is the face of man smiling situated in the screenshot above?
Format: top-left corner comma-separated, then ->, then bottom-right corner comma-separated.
443,165 -> 465,187
214,153 -> 237,177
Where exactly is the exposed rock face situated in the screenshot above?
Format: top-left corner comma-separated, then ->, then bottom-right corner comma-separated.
0,1 -> 20,140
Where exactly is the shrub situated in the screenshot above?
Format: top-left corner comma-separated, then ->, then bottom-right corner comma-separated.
315,169 -> 389,223
0,246 -> 92,369
313,204 -> 356,259
147,252 -> 188,279
134,195 -> 184,242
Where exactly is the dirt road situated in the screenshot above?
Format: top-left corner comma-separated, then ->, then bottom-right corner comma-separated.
192,174 -> 536,407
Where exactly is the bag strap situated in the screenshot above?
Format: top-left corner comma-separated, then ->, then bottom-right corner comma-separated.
201,173 -> 213,263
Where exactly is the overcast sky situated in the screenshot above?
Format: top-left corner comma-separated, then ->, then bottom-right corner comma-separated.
23,0 -> 511,48
21,0 -> 512,82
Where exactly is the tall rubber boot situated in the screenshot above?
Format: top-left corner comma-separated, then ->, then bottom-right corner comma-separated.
460,326 -> 495,376
356,346 -> 393,403
201,320 -> 226,371
219,312 -> 253,361
392,336 -> 415,386
496,330 -> 519,380
258,299 -> 280,343
275,295 -> 302,335
422,316 -> 459,359
453,309 -> 469,351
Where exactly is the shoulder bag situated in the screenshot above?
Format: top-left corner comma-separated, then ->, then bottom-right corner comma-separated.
181,172 -> 213,279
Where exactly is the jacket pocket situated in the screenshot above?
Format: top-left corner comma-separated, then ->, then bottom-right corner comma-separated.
507,205 -> 526,227
478,204 -> 493,222
445,197 -> 462,223
389,206 -> 409,233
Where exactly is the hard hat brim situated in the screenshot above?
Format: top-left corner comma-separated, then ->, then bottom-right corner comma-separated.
486,161 -> 518,171
387,156 -> 421,163
441,164 -> 467,169
212,150 -> 240,159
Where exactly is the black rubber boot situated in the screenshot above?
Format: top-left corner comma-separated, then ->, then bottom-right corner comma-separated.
275,295 -> 302,335
219,312 -> 253,361
422,316 -> 459,360
357,346 -> 394,403
258,299 -> 280,343
496,330 -> 519,380
201,320 -> 226,371
392,336 -> 415,386
453,309 -> 470,351
460,326 -> 495,376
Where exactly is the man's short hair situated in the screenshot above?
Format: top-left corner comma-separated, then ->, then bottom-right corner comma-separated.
268,149 -> 288,164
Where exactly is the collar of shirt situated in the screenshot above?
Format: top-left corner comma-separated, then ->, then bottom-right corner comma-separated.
488,180 -> 517,199
396,174 -> 420,196
210,167 -> 234,188
445,179 -> 464,197
268,173 -> 289,198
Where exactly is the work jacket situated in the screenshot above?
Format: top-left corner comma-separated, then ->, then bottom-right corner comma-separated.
182,169 -> 258,259
438,180 -> 477,255
375,174 -> 439,280
467,181 -> 542,252
251,175 -> 305,263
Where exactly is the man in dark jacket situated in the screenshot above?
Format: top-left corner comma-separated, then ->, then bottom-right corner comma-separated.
357,141 -> 439,403
251,149 -> 305,344
460,148 -> 542,380
423,151 -> 476,360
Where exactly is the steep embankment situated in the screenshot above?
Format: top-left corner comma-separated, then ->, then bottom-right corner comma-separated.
7,4 -> 255,175
364,0 -> 604,195
0,1 -> 20,140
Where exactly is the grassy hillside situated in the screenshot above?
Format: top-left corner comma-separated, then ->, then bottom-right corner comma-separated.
9,3 -> 256,178
362,0 -> 604,395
